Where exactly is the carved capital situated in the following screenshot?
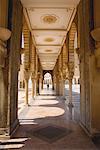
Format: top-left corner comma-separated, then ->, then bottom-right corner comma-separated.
68,72 -> 74,80
91,28 -> 100,42
91,28 -> 100,68
0,28 -> 11,68
24,70 -> 30,81
75,47 -> 80,56
68,62 -> 74,72
0,27 -> 11,41
0,40 -> 7,68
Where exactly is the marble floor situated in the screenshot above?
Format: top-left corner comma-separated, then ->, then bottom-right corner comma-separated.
0,87 -> 98,149
15,88 -> 98,149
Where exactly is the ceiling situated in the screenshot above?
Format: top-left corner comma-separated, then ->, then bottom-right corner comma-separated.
21,0 -> 80,70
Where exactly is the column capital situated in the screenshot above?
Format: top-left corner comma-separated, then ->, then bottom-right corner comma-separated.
0,27 -> 11,41
75,47 -> 80,56
91,28 -> 100,68
91,28 -> 100,42
31,71 -> 36,80
24,69 -> 30,81
0,28 -> 11,68
68,70 -> 74,80
68,62 -> 74,80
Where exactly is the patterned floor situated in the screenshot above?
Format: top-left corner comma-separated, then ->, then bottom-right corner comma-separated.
13,91 -> 97,150
0,87 -> 98,149
27,124 -> 72,143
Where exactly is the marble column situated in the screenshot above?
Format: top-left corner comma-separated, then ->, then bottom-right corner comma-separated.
41,78 -> 44,90
24,70 -> 30,105
31,72 -> 36,100
61,79 -> 65,96
0,27 -> 11,136
90,28 -> 100,134
68,71 -> 74,108
31,78 -> 35,99
52,77 -> 54,90
36,72 -> 40,95
68,78 -> 73,105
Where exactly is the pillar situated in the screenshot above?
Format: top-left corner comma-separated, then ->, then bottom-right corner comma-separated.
41,78 -> 43,89
90,28 -> 100,135
56,73 -> 59,95
0,28 -> 11,137
36,73 -> 40,95
68,74 -> 74,120
68,78 -> 73,105
24,70 -> 30,105
52,77 -> 54,90
68,69 -> 74,108
31,78 -> 35,99
61,79 -> 65,96
31,72 -> 36,99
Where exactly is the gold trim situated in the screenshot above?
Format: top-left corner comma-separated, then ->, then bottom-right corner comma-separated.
42,15 -> 58,24
44,37 -> 54,42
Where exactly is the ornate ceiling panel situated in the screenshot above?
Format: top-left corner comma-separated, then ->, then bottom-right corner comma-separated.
21,0 -> 80,8
21,0 -> 80,70
27,8 -> 74,30
33,30 -> 66,46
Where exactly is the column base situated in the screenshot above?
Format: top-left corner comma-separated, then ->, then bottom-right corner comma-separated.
25,104 -> 30,107
0,119 -> 19,140
31,96 -> 35,100
68,102 -> 74,108
80,122 -> 100,139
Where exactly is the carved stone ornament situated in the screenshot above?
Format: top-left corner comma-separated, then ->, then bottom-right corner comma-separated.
91,28 -> 100,42
0,27 -> 11,41
24,70 -> 30,80
44,38 -> 54,42
0,27 -> 11,68
42,15 -> 58,24
91,28 -> 100,68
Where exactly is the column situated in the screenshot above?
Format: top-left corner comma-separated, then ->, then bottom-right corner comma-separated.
68,77 -> 73,105
0,27 -> 11,136
41,78 -> 44,90
56,73 -> 59,95
90,28 -> 100,135
52,77 -> 54,90
68,72 -> 73,107
31,78 -> 35,99
61,78 -> 65,96
68,74 -> 74,120
36,72 -> 40,95
31,72 -> 36,99
24,70 -> 30,105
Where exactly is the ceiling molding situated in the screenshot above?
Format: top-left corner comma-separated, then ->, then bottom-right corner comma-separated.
23,8 -> 32,31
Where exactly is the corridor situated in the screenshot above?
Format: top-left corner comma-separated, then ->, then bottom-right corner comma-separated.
0,0 -> 100,149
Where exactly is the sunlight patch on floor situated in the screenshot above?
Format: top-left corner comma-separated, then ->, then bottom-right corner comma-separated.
19,106 -> 65,120
32,100 -> 59,106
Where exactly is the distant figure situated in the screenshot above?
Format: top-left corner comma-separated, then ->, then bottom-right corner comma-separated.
47,84 -> 49,89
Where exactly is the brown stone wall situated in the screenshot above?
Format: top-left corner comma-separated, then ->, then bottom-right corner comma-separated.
78,0 -> 93,131
90,0 -> 100,134
78,0 -> 100,135
7,0 -> 23,134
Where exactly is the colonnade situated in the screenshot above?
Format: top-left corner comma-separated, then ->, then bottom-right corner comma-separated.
0,0 -> 100,140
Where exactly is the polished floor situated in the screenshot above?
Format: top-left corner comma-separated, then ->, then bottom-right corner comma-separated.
16,93 -> 97,149
0,87 -> 98,149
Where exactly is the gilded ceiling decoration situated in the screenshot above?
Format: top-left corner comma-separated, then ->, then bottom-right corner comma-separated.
42,15 -> 58,24
45,49 -> 52,52
44,38 -> 54,42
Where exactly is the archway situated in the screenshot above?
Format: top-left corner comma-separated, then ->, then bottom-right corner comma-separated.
43,72 -> 52,90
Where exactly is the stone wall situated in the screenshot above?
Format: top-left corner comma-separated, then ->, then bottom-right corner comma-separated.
7,0 -> 23,134
78,0 -> 100,136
